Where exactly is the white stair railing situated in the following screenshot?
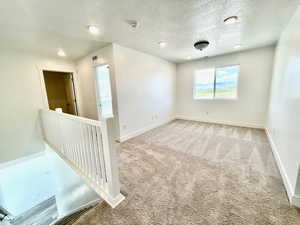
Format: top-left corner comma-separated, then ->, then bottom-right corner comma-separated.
39,109 -> 125,208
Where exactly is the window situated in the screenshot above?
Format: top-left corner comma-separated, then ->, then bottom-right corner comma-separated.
193,68 -> 215,99
193,65 -> 239,100
215,65 -> 239,99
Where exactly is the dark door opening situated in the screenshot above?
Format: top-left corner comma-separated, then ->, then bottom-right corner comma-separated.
43,70 -> 78,115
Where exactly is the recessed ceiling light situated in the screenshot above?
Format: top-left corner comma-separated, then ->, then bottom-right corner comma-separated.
57,49 -> 66,57
224,16 -> 238,25
187,56 -> 191,60
234,44 -> 241,49
87,25 -> 99,35
159,41 -> 167,48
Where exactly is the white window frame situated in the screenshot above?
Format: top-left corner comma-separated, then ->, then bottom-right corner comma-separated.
193,68 -> 215,100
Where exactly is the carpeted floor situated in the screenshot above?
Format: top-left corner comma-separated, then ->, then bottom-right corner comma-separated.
73,119 -> 300,225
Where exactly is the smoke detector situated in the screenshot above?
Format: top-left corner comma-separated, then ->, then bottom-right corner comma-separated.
126,20 -> 139,29
194,40 -> 210,51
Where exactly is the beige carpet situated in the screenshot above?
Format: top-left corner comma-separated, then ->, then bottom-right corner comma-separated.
74,119 -> 300,225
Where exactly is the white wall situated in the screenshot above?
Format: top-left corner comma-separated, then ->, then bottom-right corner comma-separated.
266,7 -> 300,205
76,44 -> 121,139
176,46 -> 275,128
0,50 -> 76,163
0,146 -> 100,218
0,152 -> 55,216
76,44 -> 177,141
76,45 -> 115,120
113,44 -> 176,141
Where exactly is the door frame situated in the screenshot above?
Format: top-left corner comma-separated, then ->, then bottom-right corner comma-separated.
93,62 -> 121,141
93,63 -> 113,120
38,67 -> 80,115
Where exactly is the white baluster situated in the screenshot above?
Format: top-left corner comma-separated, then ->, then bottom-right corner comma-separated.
84,124 -> 92,178
39,109 -> 125,208
96,127 -> 106,185
91,126 -> 102,184
80,122 -> 88,175
87,125 -> 97,181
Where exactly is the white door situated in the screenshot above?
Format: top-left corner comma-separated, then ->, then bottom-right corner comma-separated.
95,65 -> 114,119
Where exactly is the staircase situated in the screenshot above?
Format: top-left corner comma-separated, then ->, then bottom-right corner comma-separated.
39,109 -> 125,208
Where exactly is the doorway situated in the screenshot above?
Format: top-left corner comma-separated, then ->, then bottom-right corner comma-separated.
43,70 -> 78,115
95,65 -> 113,119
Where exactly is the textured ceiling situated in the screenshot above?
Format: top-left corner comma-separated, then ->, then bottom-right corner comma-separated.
0,0 -> 299,62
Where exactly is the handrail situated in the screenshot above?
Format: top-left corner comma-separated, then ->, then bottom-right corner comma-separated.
44,109 -> 102,127
39,109 -> 124,208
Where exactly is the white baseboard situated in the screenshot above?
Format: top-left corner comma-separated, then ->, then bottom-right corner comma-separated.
175,115 -> 264,129
119,117 -> 175,142
265,128 -> 295,203
292,195 -> 300,208
0,151 -> 45,170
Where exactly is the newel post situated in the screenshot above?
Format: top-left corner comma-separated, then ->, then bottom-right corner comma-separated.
101,118 -> 125,207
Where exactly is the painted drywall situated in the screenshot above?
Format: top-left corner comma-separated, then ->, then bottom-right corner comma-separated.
76,45 -> 115,120
176,46 -> 275,128
76,44 -> 176,141
266,7 -> 300,204
76,44 -> 121,140
112,44 -> 176,141
0,146 -> 100,218
0,152 -> 55,216
0,50 -> 76,163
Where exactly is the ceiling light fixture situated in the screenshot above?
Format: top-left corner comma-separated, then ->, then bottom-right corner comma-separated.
187,56 -> 191,60
194,40 -> 210,51
224,16 -> 238,25
87,25 -> 99,35
234,44 -> 241,49
57,49 -> 66,57
159,41 -> 167,48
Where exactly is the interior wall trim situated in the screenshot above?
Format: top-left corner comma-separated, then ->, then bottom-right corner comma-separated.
265,128 -> 295,203
0,151 -> 45,170
119,117 -> 175,142
175,115 -> 265,129
292,195 -> 300,208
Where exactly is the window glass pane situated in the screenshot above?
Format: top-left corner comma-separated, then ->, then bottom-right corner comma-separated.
215,65 -> 239,99
193,68 -> 215,99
